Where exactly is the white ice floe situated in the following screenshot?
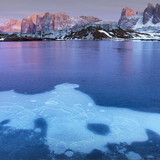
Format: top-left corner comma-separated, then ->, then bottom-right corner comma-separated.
0,83 -> 160,154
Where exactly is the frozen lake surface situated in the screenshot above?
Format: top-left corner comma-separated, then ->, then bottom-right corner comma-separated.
0,41 -> 160,159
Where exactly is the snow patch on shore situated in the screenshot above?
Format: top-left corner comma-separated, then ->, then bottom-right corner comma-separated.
98,30 -> 112,38
0,38 -> 5,41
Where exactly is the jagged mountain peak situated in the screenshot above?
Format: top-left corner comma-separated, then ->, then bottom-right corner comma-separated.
119,3 -> 160,31
80,16 -> 101,21
0,19 -> 21,33
143,3 -> 155,24
21,12 -> 102,33
54,11 -> 68,15
0,11 -> 102,33
147,3 -> 154,8
121,7 -> 135,17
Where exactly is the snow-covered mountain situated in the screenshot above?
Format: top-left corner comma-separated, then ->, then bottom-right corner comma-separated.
119,3 -> 160,31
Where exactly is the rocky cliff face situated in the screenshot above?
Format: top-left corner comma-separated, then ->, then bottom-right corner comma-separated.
0,19 -> 21,33
0,12 -> 102,34
119,3 -> 160,30
53,12 -> 74,30
21,16 -> 36,34
20,12 -> 102,33
118,8 -> 139,29
143,3 -> 154,24
36,12 -> 53,32
120,7 -> 135,17
152,4 -> 160,24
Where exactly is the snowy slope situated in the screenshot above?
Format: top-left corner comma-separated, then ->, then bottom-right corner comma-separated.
1,23 -> 160,41
134,15 -> 160,31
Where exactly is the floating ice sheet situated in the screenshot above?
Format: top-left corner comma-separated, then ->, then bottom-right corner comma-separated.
0,83 -> 160,154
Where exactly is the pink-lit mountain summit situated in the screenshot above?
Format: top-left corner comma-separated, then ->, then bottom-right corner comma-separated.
0,12 -> 101,33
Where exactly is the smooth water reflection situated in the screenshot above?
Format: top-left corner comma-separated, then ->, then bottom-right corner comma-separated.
0,41 -> 160,112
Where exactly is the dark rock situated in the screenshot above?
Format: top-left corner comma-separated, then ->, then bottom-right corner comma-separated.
143,3 -> 155,24
152,4 -> 160,24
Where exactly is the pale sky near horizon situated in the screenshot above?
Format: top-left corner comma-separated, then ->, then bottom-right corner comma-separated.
0,0 -> 160,24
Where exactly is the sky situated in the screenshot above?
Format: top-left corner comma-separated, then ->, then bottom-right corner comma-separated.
0,0 -> 160,24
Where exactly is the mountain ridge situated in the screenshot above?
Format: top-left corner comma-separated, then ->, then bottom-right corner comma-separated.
119,3 -> 160,31
0,12 -> 102,33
